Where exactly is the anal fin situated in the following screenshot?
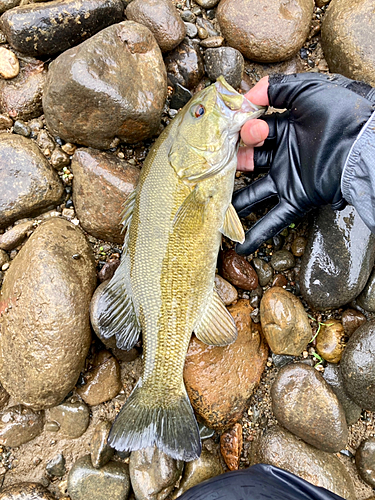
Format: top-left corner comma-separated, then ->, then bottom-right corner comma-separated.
220,203 -> 245,243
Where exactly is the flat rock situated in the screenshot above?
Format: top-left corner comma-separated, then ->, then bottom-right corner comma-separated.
271,363 -> 348,453
0,483 -> 57,499
260,287 -> 312,356
43,21 -> 167,149
0,218 -> 96,409
184,299 -> 268,430
355,437 -> 375,487
0,220 -> 34,251
71,148 -> 140,244
322,0 -> 375,86
217,0 -> 314,62
0,0 -> 124,57
48,401 -> 90,439
204,47 -> 244,88
0,405 -> 44,447
165,38 -> 204,90
253,426 -> 356,500
0,134 -> 63,229
220,423 -> 242,471
125,0 -> 186,52
299,205 -> 375,310
214,274 -> 237,306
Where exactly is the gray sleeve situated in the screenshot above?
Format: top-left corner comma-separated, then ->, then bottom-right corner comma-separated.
341,111 -> 375,232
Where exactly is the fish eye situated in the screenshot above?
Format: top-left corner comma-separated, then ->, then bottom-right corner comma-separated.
191,104 -> 205,118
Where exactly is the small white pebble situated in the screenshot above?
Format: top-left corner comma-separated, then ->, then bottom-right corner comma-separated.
0,47 -> 19,79
1,262 -> 9,271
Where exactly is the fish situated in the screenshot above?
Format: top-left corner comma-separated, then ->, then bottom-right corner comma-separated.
96,76 -> 265,461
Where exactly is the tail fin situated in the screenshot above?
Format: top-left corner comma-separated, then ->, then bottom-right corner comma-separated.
108,379 -> 201,462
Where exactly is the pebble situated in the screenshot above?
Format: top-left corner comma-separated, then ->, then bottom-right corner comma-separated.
341,319 -> 375,410
98,260 -> 120,283
291,236 -> 307,257
46,454 -> 66,478
0,218 -> 96,409
0,114 -> 13,130
90,420 -> 114,469
0,250 -> 9,268
356,268 -> 375,312
299,205 -> 375,310
125,0 -> 186,52
316,319 -> 346,363
355,437 -> 375,487
36,129 -> 55,154
214,274 -> 238,305
13,120 -> 30,137
71,148 -> 140,244
197,27 -> 208,39
252,257 -> 273,286
341,308 -> 366,337
253,426 -> 356,500
130,446 -> 183,500
220,423 -> 242,470
271,274 -> 287,288
67,455 -> 130,500
200,36 -> 224,48
184,22 -> 198,38
170,82 -> 192,110
43,21 -> 167,149
0,47 -> 19,79
260,287 -> 312,355
48,401 -> 90,439
184,299 -> 268,429
0,220 -> 34,251
219,249 -> 258,291
0,483 -> 57,499
50,147 -> 70,170
204,47 -> 244,88
0,134 -> 63,229
271,363 -> 348,453
194,0 -> 220,7
270,249 -> 295,271
217,0 -> 314,62
0,405 -> 44,447
180,10 -> 195,22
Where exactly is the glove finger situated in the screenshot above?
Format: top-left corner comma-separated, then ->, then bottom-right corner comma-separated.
251,112 -> 290,169
232,175 -> 278,216
235,200 -> 302,255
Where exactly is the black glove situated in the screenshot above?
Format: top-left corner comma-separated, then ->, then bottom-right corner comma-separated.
233,73 -> 375,255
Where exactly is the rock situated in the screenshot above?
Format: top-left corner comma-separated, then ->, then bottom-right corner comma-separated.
356,438 -> 375,487
184,299 -> 268,429
341,319 -> 375,410
322,363 -> 362,426
253,426 -> 356,500
125,0 -> 186,52
322,0 -> 375,86
0,250 -> 8,269
214,274 -> 237,306
291,236 -> 307,257
165,38 -> 204,90
13,120 -> 31,137
0,0 -> 21,15
50,147 -> 70,170
0,114 -> 13,130
219,250 -> 258,291
0,0 -> 124,57
259,287 -> 312,355
184,22 -> 198,38
48,401 -> 90,439
220,423 -> 242,471
76,350 -> 122,406
0,220 -> 34,251
200,36 -> 224,48
252,257 -> 273,287
0,57 -> 46,120
172,448 -> 223,498
316,319 -> 346,363
67,455 -> 130,500
0,134 -> 63,228
98,260 -> 120,283
46,454 -> 66,477
196,17 -> 218,37
0,483 -> 57,499
270,250 -> 295,271
342,308 -> 366,337
356,268 -> 375,312
271,363 -> 348,453
130,446 -> 183,500
271,274 -> 288,288
300,205 -> 375,310
43,21 -> 167,149
90,419 -> 114,469
0,218 -> 96,409
204,47 -> 244,88
0,47 -> 19,79
0,405 -> 44,447
170,82 -> 192,109
217,0 -> 314,63
194,0 -> 219,7
71,148 -> 140,244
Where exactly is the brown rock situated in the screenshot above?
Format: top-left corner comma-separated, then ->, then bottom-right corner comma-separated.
219,249 -> 258,291
260,287 -> 312,355
0,405 -> 44,447
0,220 -> 34,251
316,319 -> 346,363
271,363 -> 348,453
214,274 -> 238,306
98,259 -> 121,282
291,236 -> 307,257
184,299 -> 268,430
0,250 -> 9,269
356,437 -> 375,488
342,308 -> 366,337
48,401 -> 90,439
126,0 -> 186,52
0,218 -> 97,409
164,38 -> 205,90
0,483 -> 57,499
0,114 -> 13,130
220,423 -> 242,470
271,274 -> 287,288
77,350 -> 122,406
217,0 -> 314,62
322,0 -> 375,86
0,47 -> 19,79
91,419 -> 114,469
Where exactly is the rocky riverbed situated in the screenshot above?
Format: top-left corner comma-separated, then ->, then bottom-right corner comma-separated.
0,0 -> 375,499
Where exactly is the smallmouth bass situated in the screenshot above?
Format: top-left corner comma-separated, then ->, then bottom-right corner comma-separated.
96,76 -> 264,461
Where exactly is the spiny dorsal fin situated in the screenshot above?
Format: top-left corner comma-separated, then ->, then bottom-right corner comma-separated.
220,203 -> 245,243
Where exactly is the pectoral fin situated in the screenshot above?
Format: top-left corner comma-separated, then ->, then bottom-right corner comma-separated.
194,289 -> 237,346
220,203 -> 245,243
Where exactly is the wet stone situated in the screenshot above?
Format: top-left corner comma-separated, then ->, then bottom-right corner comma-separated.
47,401 -> 90,439
170,82 -> 192,110
36,129 -> 55,154
13,120 -> 30,137
50,147 -> 70,170
252,257 -> 273,287
165,38 -> 204,90
0,483 -> 57,499
46,454 -> 66,478
184,22 -> 198,38
197,26 -> 208,39
129,446 -> 183,500
219,249 -> 258,291
260,287 -> 312,355
0,220 -> 34,251
291,236 -> 307,257
90,419 -> 114,469
271,363 -> 348,453
356,268 -> 375,312
316,319 -> 346,364
214,274 -> 237,306
195,0 -> 220,7
200,36 -> 224,48
68,455 -> 130,500
341,308 -> 366,337
220,423 -> 242,471
0,47 -> 19,79
271,273 -> 287,288
125,0 -> 186,52
355,437 -> 375,487
98,260 -> 120,283
0,405 -> 44,447
270,250 -> 295,271
180,10 -> 195,22
204,47 -> 244,88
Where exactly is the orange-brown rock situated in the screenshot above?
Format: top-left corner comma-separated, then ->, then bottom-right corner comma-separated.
316,319 -> 346,364
341,308 -> 366,337
220,423 -> 242,470
184,299 -> 268,430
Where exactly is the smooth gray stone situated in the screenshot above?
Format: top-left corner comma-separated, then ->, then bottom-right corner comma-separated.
204,47 -> 244,88
356,268 -> 375,312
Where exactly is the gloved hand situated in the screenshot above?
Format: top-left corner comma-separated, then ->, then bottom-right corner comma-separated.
233,72 -> 375,255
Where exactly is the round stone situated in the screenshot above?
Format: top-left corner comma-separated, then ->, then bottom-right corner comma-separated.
0,405 -> 44,447
252,257 -> 273,287
316,319 -> 346,363
291,236 -> 307,257
165,38 -> 204,90
204,47 -> 244,88
270,250 -> 295,271
341,308 -> 366,337
356,438 -> 375,487
47,401 -> 90,439
0,47 -> 19,79
219,249 -> 258,291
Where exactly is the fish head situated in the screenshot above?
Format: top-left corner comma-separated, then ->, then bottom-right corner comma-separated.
169,75 -> 265,183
